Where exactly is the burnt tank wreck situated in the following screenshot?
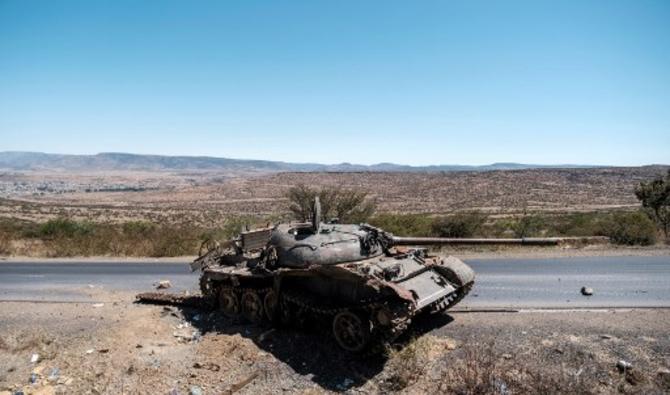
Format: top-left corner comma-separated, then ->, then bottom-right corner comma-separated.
192,198 -> 483,352
138,198 -> 602,352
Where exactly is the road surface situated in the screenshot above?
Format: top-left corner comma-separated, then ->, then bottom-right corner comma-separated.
1,256 -> 669,309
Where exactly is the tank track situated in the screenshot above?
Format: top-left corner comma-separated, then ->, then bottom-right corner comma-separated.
280,290 -> 411,345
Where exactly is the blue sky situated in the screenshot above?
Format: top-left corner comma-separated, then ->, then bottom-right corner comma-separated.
1,1 -> 668,166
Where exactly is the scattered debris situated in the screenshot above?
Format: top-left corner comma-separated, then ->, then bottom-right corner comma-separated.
581,286 -> 594,296
600,334 -> 612,340
493,378 -> 510,395
30,372 -> 38,383
193,362 -> 220,372
228,372 -> 258,393
617,360 -> 633,372
98,348 -> 109,354
92,303 -> 104,308
173,329 -> 200,342
85,349 -> 94,354
47,367 -> 59,382
189,386 -> 203,395
258,328 -> 276,343
136,292 -> 203,307
156,280 -> 172,290
444,338 -> 457,350
30,354 -> 39,363
502,353 -> 513,360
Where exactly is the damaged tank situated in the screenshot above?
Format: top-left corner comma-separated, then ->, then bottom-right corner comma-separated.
192,198 -> 558,352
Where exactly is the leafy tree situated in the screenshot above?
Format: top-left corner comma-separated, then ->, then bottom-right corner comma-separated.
286,184 -> 376,223
635,170 -> 670,238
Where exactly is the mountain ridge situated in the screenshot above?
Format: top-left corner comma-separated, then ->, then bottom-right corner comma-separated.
0,151 -> 633,173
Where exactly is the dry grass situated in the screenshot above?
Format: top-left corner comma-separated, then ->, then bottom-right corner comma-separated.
437,342 -> 598,395
376,337 -> 667,394
381,336 -> 436,391
0,232 -> 10,255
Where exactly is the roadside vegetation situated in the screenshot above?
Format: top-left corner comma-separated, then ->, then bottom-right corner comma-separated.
0,217 -> 258,257
0,174 -> 667,257
0,209 -> 660,258
635,169 -> 670,239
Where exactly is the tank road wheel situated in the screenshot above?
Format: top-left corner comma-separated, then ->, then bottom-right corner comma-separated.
219,288 -> 240,318
241,290 -> 264,324
332,311 -> 371,353
264,289 -> 278,322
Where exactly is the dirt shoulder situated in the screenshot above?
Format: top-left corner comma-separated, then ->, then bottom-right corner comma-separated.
1,290 -> 669,394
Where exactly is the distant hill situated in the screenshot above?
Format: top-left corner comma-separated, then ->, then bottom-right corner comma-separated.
0,151 -> 606,173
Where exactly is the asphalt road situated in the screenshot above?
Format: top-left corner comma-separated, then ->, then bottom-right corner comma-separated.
1,256 -> 669,309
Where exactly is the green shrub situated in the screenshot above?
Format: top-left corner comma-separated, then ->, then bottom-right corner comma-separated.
122,221 -> 156,236
549,212 -> 609,236
38,218 -> 95,238
431,212 -> 487,238
0,232 -> 10,255
603,211 -> 657,245
147,227 -> 197,257
509,214 -> 545,237
368,214 -> 434,236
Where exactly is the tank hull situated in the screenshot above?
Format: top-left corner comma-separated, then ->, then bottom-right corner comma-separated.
199,250 -> 474,351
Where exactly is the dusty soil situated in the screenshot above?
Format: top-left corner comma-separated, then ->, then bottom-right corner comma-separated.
1,289 -> 669,394
2,167 -> 668,226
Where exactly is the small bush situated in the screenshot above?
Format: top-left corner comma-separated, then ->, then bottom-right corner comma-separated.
509,213 -> 545,237
604,211 -> 657,245
0,232 -> 10,255
368,214 -> 434,236
431,212 -> 487,238
39,218 -> 94,238
382,336 -> 434,391
122,221 -> 155,236
549,212 -> 610,237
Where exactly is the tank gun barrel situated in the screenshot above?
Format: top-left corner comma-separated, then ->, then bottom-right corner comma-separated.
390,236 -> 609,246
